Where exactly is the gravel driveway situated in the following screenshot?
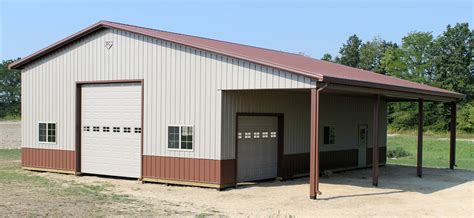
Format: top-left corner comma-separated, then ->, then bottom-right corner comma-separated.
5,164 -> 471,217
0,121 -> 21,149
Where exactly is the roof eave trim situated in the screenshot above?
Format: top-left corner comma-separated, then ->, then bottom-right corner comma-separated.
9,21 -> 108,70
323,76 -> 465,101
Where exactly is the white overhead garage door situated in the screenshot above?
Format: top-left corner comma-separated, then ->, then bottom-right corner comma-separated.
81,83 -> 142,178
237,116 -> 279,182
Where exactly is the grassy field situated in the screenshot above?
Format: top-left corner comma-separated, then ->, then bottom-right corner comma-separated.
387,135 -> 474,170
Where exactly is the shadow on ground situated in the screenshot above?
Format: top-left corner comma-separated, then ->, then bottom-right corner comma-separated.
235,164 -> 474,198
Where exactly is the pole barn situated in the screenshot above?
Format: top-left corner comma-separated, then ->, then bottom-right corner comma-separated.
10,21 -> 464,199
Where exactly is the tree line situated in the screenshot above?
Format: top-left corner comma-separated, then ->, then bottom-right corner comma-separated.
321,23 -> 473,133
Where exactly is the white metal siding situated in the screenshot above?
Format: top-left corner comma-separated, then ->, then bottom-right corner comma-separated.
221,92 -> 387,159
319,95 -> 387,152
81,83 -> 141,178
21,28 -> 316,160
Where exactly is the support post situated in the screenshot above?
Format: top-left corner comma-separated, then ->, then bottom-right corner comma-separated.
417,99 -> 423,177
310,88 -> 321,199
372,95 -> 380,186
450,102 -> 457,169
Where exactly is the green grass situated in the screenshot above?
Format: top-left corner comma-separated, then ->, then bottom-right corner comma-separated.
388,128 -> 474,139
0,115 -> 21,121
0,149 -> 21,160
387,135 -> 474,170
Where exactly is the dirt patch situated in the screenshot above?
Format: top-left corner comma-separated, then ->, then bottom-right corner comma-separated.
0,121 -> 21,149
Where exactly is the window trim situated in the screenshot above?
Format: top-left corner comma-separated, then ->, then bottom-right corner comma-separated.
167,125 -> 194,152
38,121 -> 57,144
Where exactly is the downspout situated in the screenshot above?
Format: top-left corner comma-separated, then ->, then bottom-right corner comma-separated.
310,82 -> 328,199
315,83 -> 328,195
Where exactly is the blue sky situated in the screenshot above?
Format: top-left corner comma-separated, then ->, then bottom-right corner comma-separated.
0,0 -> 472,61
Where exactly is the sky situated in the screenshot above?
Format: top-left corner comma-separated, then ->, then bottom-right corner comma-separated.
0,0 -> 472,61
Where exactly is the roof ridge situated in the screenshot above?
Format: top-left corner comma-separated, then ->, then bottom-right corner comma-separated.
102,20 -> 309,59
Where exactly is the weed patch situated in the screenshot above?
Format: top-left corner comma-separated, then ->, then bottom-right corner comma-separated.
388,147 -> 410,158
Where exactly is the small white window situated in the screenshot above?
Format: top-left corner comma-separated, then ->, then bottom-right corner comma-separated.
237,132 -> 242,139
244,132 -> 251,139
103,127 -> 110,132
39,122 -> 56,143
270,131 -> 277,138
253,132 -> 260,138
134,127 -> 142,133
262,132 -> 268,138
124,127 -> 131,133
113,127 -> 120,132
168,126 -> 193,150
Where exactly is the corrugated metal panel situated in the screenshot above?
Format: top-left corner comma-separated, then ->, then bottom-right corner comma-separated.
22,148 -> 76,171
221,92 -> 387,160
221,90 -> 311,159
21,28 -> 314,160
142,156 -> 235,184
319,94 -> 387,151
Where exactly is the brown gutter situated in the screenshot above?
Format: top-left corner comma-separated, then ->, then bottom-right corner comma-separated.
310,83 -> 328,199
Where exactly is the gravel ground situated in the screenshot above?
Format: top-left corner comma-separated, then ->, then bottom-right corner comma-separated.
0,121 -> 21,149
30,165 -> 474,217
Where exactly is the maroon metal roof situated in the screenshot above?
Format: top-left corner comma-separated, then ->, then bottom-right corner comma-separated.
9,20 -> 464,99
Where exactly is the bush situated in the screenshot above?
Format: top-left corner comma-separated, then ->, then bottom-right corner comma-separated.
458,102 -> 474,133
387,147 -> 411,159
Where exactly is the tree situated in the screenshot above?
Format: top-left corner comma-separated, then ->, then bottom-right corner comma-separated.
381,32 -> 436,130
432,23 -> 473,100
321,53 -> 332,61
380,46 -> 407,78
430,23 -> 474,131
400,32 -> 435,83
380,32 -> 434,83
358,37 -> 397,74
337,34 -> 361,67
321,23 -> 473,132
0,59 -> 21,118
458,102 -> 474,132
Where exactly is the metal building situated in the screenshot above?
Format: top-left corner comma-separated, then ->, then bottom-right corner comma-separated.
10,21 -> 464,199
